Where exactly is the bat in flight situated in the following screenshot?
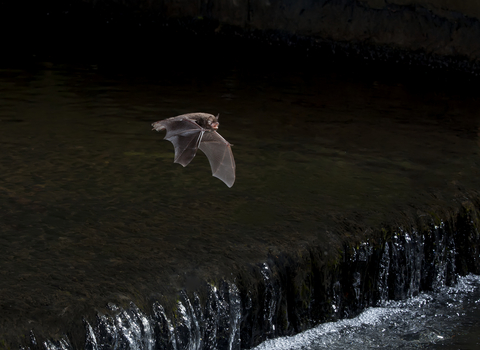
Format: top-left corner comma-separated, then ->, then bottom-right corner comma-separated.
152,113 -> 236,187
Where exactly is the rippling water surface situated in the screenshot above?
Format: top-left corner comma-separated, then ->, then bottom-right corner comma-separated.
1,60 -> 480,346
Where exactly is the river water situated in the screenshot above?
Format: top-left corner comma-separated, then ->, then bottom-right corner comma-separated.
1,56 -> 480,348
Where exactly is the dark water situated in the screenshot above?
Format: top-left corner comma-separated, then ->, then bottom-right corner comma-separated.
1,61 -> 480,347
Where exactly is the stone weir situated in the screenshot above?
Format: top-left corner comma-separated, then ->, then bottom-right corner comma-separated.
22,197 -> 480,350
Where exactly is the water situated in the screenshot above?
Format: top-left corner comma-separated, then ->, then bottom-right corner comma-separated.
253,274 -> 480,350
1,58 -> 480,348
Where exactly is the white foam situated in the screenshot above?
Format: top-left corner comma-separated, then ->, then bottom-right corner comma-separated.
253,274 -> 480,350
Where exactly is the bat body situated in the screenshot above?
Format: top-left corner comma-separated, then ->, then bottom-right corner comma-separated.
152,113 -> 236,187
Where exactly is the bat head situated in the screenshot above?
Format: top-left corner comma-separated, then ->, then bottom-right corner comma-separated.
200,114 -> 219,130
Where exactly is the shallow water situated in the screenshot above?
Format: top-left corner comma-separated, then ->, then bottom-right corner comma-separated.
1,60 -> 480,345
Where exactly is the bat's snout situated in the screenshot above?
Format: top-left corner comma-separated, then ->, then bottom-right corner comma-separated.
152,121 -> 166,131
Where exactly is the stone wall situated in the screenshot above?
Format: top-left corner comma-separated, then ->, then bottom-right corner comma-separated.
143,0 -> 480,62
2,1 -> 480,70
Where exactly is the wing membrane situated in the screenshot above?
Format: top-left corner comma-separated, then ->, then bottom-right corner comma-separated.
158,118 -> 204,167
199,131 -> 236,187
153,115 -> 236,187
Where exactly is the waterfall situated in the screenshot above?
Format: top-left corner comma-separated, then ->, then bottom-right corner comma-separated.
26,207 -> 480,350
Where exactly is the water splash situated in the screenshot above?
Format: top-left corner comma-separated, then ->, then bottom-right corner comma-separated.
78,282 -> 242,350
174,291 -> 201,350
84,303 -> 154,350
260,263 -> 278,337
253,274 -> 480,350
227,283 -> 242,350
44,338 -> 72,350
388,228 -> 424,300
377,241 -> 390,301
152,302 -> 177,350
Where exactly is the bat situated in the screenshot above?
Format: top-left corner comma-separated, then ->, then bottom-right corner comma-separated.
152,113 -> 236,187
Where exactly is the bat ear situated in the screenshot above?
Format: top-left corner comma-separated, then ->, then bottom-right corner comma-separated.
216,113 -> 220,120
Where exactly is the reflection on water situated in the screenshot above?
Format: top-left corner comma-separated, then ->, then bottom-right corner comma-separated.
1,62 -> 480,344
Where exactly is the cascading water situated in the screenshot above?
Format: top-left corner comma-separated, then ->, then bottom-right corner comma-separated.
253,274 -> 480,350
83,303 -> 155,350
30,209 -> 480,350
43,282 -> 243,350
259,263 -> 278,338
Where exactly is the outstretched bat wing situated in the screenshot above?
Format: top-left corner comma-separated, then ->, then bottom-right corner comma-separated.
153,113 -> 236,187
152,118 -> 204,167
199,131 -> 236,188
